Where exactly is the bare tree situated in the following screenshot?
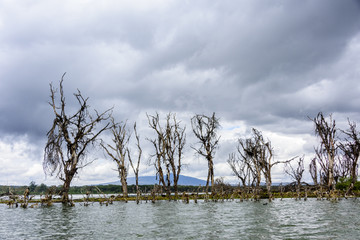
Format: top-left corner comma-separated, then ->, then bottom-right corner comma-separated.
44,75 -> 112,203
147,112 -> 186,199
101,119 -> 130,197
338,119 -> 360,194
147,113 -> 169,197
334,154 -> 351,182
310,112 -> 337,191
227,138 -> 257,197
309,157 -> 318,186
227,153 -> 249,188
242,128 -> 293,202
284,156 -> 305,199
191,113 -> 220,195
251,128 -> 289,201
236,135 -> 263,200
167,114 -> 186,198
252,128 -> 275,201
314,146 -> 331,186
128,123 -> 142,204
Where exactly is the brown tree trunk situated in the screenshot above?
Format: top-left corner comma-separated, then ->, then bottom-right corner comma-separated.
210,158 -> 214,195
120,168 -> 128,198
327,152 -> 335,191
206,171 -> 210,195
135,173 -> 140,204
62,175 -> 73,203
166,172 -> 171,200
266,179 -> 272,202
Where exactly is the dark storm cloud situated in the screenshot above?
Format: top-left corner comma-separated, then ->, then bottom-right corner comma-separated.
1,0 -> 360,184
1,1 -> 359,138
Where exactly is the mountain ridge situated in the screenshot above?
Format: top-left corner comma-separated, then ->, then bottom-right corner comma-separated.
101,174 -> 207,186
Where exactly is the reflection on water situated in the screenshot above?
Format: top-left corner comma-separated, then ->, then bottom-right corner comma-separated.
0,198 -> 359,239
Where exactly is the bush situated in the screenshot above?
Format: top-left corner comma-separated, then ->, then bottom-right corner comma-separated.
336,177 -> 360,190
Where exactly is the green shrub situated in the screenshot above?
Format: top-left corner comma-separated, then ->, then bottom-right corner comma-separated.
336,177 -> 360,190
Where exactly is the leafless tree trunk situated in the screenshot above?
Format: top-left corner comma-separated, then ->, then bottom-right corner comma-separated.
227,153 -> 249,188
339,119 -> 360,195
147,112 -> 186,199
309,157 -> 318,186
128,123 -> 142,204
101,119 -> 130,198
236,135 -> 263,200
285,156 -> 305,199
310,112 -> 337,191
227,137 -> 255,196
314,147 -> 331,186
252,128 -> 275,201
169,114 -> 186,199
191,113 -> 220,195
242,128 -> 293,202
43,74 -> 112,204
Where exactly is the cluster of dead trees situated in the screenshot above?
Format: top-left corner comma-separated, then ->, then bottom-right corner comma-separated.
228,112 -> 360,201
309,112 -> 360,196
43,77 -> 359,205
227,128 -> 295,202
43,77 -> 221,204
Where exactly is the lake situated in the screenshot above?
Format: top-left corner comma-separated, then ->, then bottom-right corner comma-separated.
0,198 -> 359,239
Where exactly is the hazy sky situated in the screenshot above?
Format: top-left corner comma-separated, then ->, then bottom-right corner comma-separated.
1,0 -> 360,186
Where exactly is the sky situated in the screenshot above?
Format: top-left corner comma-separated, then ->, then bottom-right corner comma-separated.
1,0 -> 360,186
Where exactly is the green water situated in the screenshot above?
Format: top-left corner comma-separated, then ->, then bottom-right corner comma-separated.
1,198 -> 359,239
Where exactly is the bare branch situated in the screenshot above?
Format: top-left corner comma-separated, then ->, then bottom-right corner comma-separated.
43,75 -> 113,203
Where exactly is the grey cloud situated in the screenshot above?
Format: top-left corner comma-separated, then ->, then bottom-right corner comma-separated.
1,1 -> 360,184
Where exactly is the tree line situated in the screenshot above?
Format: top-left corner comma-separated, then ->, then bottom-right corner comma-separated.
43,77 -> 359,204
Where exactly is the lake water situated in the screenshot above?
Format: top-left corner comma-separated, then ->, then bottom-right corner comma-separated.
0,198 -> 359,239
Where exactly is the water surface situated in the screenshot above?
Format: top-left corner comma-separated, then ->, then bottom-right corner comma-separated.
1,198 -> 359,239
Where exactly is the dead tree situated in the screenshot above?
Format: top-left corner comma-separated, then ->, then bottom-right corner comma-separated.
127,123 -> 142,204
191,113 -> 220,195
227,153 -> 249,188
314,146 -> 331,186
284,156 -> 305,199
334,155 -> 351,182
338,119 -> 360,195
248,128 -> 293,202
101,119 -> 130,198
310,112 -> 337,191
147,113 -> 169,197
309,157 -> 318,186
167,114 -> 186,198
43,74 -> 112,203
147,112 -> 186,199
236,136 -> 263,200
227,138 -> 255,197
252,128 -> 275,201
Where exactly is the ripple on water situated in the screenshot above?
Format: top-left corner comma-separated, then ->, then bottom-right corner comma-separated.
1,198 -> 360,239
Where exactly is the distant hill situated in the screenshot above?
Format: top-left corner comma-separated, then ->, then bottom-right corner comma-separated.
102,174 -> 207,186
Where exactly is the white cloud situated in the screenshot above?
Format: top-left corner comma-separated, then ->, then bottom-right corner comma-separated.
0,135 -> 44,185
1,1 -> 360,186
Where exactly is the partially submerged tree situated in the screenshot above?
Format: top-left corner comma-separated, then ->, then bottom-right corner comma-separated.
101,119 -> 130,197
338,119 -> 360,194
44,74 -> 112,203
236,128 -> 293,201
252,128 -> 275,201
227,152 -> 250,189
227,137 -> 258,198
310,112 -> 337,191
309,157 -> 318,186
191,113 -> 220,194
127,123 -> 142,204
235,132 -> 263,200
147,112 -> 186,199
284,156 -> 305,199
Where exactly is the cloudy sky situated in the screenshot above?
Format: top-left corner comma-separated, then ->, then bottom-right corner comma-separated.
1,0 -> 360,186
